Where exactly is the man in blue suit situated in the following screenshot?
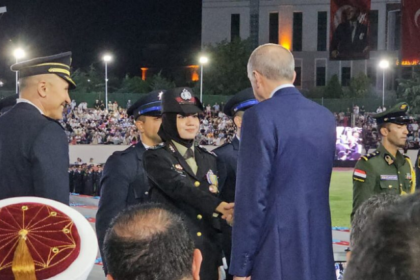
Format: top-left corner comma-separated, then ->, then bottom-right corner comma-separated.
213,88 -> 257,280
96,90 -> 164,275
0,52 -> 76,204
230,44 -> 336,280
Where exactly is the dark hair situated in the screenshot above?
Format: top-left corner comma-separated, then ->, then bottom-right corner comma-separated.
350,193 -> 400,248
345,192 -> 420,280
103,203 -> 194,280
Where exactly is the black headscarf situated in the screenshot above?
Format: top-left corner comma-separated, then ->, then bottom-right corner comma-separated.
158,113 -> 194,148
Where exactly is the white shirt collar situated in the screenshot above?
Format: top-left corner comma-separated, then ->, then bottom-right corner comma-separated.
16,98 -> 44,115
142,142 -> 163,150
269,84 -> 295,98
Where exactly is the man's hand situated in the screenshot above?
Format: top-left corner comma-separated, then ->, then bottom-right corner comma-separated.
233,277 -> 251,280
225,214 -> 234,226
216,202 -> 234,218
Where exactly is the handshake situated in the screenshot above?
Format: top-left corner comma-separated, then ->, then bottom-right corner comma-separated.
216,202 -> 234,226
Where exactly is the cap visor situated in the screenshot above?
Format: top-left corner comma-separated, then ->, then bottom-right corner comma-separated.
181,105 -> 203,115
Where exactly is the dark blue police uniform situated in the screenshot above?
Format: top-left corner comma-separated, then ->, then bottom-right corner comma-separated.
0,52 -> 76,204
96,90 -> 164,274
213,88 -> 257,279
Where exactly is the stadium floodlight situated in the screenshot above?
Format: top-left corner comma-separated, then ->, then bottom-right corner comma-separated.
379,59 -> 390,107
13,48 -> 26,94
199,56 -> 209,102
102,54 -> 113,110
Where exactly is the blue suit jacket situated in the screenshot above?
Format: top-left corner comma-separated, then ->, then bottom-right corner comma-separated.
230,87 -> 336,280
0,103 -> 69,204
214,136 -> 239,203
96,142 -> 150,273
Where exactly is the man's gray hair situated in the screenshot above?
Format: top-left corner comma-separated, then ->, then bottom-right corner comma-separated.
247,44 -> 295,82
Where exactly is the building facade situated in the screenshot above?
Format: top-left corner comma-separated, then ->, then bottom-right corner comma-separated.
202,0 -> 403,92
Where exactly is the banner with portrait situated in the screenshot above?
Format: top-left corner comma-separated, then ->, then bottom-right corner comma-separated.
330,0 -> 371,60
401,0 -> 420,65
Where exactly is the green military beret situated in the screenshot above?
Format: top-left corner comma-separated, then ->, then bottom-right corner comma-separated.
372,102 -> 410,125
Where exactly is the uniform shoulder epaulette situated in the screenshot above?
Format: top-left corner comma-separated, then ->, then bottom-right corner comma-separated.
197,145 -> 217,157
213,142 -> 231,152
149,143 -> 165,150
360,150 -> 380,161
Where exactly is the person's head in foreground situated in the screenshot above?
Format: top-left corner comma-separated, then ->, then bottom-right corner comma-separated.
0,196 -> 97,280
349,193 -> 400,260
104,203 -> 202,280
345,192 -> 420,280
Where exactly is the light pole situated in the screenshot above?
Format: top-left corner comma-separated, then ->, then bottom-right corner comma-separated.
13,48 -> 25,94
379,59 -> 390,108
103,54 -> 112,111
199,56 -> 209,103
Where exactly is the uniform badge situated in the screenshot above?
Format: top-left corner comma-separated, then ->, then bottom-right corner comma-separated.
407,173 -> 412,180
380,175 -> 398,181
206,170 -> 219,193
400,104 -> 407,110
180,88 -> 192,100
384,155 -> 394,165
174,164 -> 183,171
353,169 -> 366,182
169,144 -> 176,153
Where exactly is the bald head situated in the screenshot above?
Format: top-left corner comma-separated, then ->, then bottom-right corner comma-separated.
248,44 -> 295,82
247,44 -> 296,101
104,204 -> 199,280
19,74 -> 70,120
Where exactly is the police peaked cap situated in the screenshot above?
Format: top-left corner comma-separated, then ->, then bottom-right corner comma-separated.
10,52 -> 76,89
373,102 -> 411,125
127,90 -> 164,119
162,87 -> 203,115
224,88 -> 258,117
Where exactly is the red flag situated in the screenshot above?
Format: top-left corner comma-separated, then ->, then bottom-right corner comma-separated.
330,0 -> 371,60
401,0 -> 420,64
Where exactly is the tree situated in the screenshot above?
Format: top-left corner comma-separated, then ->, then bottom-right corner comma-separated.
202,38 -> 253,95
149,72 -> 176,90
323,75 -> 343,98
118,74 -> 150,93
397,68 -> 420,113
349,73 -> 373,98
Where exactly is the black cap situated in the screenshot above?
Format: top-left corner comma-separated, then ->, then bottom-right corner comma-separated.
0,95 -> 17,114
10,52 -> 76,89
162,87 -> 203,115
373,102 -> 411,125
127,90 -> 164,119
224,88 -> 258,117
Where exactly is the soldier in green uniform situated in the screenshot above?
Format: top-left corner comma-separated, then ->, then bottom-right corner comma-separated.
352,102 -> 415,219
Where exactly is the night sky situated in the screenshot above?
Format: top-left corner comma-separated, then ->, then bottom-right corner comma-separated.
0,0 -> 202,87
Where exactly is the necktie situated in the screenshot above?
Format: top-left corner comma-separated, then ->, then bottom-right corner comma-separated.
184,148 -> 198,175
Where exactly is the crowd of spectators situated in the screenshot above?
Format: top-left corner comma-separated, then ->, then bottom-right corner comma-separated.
60,100 -> 236,146
19,99 -> 413,151
335,105 -> 420,153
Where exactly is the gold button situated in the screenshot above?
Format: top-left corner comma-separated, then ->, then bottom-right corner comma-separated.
398,171 -> 401,174
389,185 -> 392,189
197,214 -> 202,220
197,232 -> 202,237
400,184 -> 403,187
194,181 -> 200,187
